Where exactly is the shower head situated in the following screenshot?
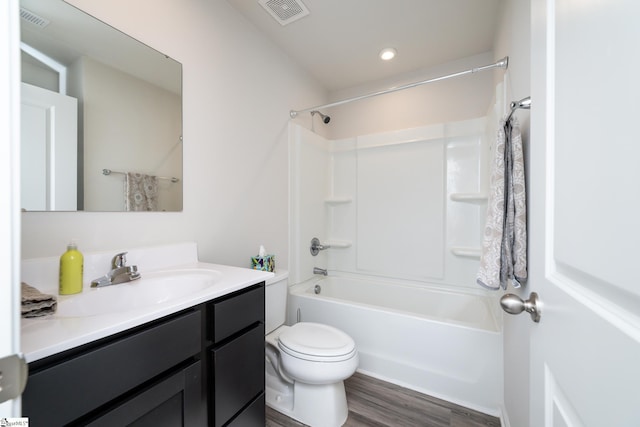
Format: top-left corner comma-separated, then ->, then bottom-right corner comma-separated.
311,110 -> 331,124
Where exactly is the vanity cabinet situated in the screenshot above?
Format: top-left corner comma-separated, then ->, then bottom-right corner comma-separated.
21,281 -> 266,427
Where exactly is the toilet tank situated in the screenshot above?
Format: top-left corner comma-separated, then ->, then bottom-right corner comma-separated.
265,270 -> 288,334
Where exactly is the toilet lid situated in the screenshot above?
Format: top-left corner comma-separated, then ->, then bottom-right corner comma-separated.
278,322 -> 356,361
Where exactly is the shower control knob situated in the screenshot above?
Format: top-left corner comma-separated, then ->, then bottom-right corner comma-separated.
500,292 -> 541,323
310,237 -> 331,256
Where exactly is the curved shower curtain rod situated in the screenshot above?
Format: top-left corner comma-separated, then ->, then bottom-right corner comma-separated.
289,56 -> 509,119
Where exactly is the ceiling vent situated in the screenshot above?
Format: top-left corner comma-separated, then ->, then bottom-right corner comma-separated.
20,7 -> 50,28
258,0 -> 310,26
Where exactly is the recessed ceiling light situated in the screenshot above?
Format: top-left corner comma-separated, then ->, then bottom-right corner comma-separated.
379,48 -> 397,61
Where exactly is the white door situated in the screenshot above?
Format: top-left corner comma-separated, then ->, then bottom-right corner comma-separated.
0,0 -> 24,417
21,83 -> 78,211
529,1 -> 640,425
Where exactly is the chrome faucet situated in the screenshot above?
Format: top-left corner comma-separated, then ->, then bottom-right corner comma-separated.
313,267 -> 327,276
91,252 -> 141,287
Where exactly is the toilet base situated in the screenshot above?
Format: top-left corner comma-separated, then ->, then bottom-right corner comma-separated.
266,369 -> 349,427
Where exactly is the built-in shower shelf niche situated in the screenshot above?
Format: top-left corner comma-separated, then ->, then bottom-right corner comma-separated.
450,247 -> 482,259
449,193 -> 488,203
324,196 -> 353,205
325,240 -> 352,248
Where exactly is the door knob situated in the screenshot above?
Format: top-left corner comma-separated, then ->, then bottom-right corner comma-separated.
500,292 -> 541,323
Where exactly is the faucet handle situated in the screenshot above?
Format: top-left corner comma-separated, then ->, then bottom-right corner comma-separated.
310,237 -> 331,256
112,252 -> 128,269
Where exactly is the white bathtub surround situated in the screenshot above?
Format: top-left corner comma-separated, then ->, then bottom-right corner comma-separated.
21,242 -> 273,362
288,275 -> 503,416
289,118 -> 494,290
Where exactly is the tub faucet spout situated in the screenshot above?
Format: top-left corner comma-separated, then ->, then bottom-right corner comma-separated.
313,267 -> 327,276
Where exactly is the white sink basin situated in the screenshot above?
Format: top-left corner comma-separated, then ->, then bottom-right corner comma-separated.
56,268 -> 221,318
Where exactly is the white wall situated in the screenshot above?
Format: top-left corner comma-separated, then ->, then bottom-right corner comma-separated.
493,1 -> 531,426
325,52 -> 497,139
21,0 -> 327,271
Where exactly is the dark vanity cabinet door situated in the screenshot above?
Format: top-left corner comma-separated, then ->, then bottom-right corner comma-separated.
208,283 -> 265,427
211,326 -> 264,426
86,360 -> 203,427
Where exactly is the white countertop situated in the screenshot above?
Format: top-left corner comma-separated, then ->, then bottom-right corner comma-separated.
21,243 -> 274,363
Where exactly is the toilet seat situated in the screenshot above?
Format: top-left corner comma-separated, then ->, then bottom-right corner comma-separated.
278,322 -> 356,362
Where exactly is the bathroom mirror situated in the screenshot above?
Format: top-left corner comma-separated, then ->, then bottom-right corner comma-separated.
20,0 -> 182,212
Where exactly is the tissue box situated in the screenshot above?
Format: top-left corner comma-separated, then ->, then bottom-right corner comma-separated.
251,255 -> 275,272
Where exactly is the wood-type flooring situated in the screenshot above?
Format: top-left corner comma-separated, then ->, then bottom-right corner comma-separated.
265,372 -> 501,427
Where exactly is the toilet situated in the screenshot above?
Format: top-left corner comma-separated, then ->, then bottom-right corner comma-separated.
265,271 -> 358,427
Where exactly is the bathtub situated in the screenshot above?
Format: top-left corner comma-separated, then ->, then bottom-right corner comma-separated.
287,275 -> 503,416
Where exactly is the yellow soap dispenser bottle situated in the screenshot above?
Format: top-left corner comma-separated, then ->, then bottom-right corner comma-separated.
59,241 -> 84,295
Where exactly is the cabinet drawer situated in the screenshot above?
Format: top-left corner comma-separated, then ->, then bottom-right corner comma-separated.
22,310 -> 202,426
210,283 -> 264,343
211,325 -> 264,427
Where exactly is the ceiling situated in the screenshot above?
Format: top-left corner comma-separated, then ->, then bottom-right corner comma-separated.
227,0 -> 503,92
